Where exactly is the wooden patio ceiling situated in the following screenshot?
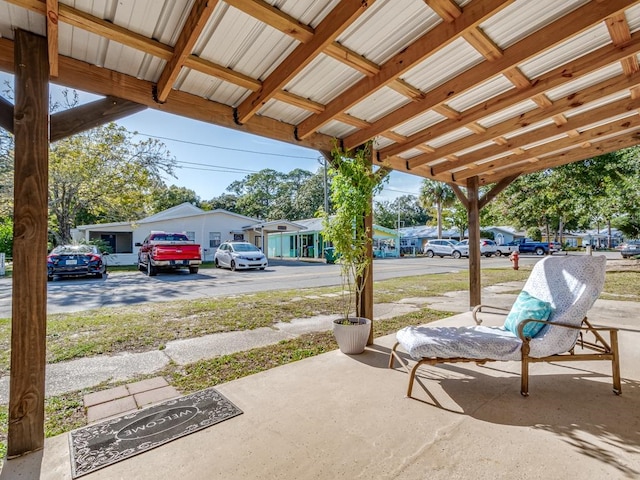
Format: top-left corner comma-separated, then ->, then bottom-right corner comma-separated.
1,0 -> 639,186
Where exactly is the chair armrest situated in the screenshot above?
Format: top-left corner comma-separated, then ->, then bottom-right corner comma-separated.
472,304 -> 510,325
517,318 -> 618,341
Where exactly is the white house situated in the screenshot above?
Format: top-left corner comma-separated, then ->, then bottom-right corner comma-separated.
71,203 -> 274,265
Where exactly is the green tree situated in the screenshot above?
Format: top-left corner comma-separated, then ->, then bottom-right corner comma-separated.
227,169 -> 285,219
151,184 -> 201,213
204,193 -> 239,212
0,218 -> 12,257
419,179 -> 455,239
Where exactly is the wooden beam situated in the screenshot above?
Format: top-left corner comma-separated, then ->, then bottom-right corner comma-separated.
478,174 -> 519,209
347,0 -> 635,151
225,0 -> 314,43
466,176 -> 481,308
463,26 -> 502,61
432,94 -> 640,174
46,0 -> 58,77
183,55 -> 262,90
478,132 -> 640,185
50,96 -> 147,142
424,0 -> 462,22
605,12 -> 639,76
449,183 -> 469,209
0,95 -> 13,134
6,0 -> 174,60
324,42 -> 380,76
296,0 -> 512,139
8,29 -> 49,458
234,0 -> 372,124
155,0 -> 219,103
453,115 -> 640,181
0,37 -> 335,152
395,38 -> 640,167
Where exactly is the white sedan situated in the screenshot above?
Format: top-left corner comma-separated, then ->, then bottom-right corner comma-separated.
214,241 -> 268,271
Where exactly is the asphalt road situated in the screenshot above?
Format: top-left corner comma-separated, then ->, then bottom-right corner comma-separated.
0,252 -> 609,317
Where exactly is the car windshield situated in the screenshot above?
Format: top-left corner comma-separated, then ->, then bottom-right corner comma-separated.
232,243 -> 260,252
52,245 -> 96,255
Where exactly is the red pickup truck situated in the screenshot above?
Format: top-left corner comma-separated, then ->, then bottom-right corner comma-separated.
136,232 -> 202,276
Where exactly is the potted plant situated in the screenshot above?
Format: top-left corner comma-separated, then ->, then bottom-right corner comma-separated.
319,142 -> 387,354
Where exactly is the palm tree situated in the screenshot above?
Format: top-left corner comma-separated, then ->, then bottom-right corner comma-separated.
419,179 -> 455,239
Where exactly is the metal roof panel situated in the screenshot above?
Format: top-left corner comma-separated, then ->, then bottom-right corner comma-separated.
347,86 -> 410,124
336,0 -> 440,65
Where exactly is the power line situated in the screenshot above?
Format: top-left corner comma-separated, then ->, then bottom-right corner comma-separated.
134,132 -> 319,160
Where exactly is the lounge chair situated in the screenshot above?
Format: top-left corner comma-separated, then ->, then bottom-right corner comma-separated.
389,255 -> 621,397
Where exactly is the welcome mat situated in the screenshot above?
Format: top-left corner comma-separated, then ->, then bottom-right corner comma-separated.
69,387 -> 243,478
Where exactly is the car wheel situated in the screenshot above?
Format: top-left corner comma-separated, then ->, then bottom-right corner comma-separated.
495,250 -> 502,257
426,250 -> 434,258
189,266 -> 199,274
215,258 -> 221,268
47,275 -> 53,282
230,260 -> 236,271
147,261 -> 157,276
452,250 -> 461,259
95,272 -> 103,279
259,267 -> 265,270
485,253 -> 492,257
535,247 -> 545,256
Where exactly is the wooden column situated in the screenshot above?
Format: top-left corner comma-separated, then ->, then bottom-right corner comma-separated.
467,176 -> 481,308
356,151 -> 374,344
8,30 -> 49,458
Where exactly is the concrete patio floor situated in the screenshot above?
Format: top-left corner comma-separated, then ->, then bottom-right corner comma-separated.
2,295 -> 639,480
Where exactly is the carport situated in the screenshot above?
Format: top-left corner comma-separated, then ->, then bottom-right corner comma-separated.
0,0 -> 639,460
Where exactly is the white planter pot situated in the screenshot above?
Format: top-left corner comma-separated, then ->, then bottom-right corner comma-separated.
333,317 -> 371,354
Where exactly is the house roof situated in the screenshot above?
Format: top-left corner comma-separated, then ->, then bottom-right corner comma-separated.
1,0 -> 638,185
75,203 -> 260,230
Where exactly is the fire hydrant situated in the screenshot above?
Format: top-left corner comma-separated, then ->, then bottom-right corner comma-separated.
509,250 -> 519,270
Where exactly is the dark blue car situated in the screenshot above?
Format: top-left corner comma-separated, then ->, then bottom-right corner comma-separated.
47,244 -> 107,281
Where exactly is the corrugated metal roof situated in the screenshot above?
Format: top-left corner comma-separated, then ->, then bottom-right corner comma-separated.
0,0 -> 637,187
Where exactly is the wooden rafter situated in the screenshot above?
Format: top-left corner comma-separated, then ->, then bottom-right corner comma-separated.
453,112 -> 640,181
424,0 -> 462,23
431,94 -> 640,175
45,0 -> 58,77
383,28 -> 640,164
154,0 -> 219,103
345,0 -> 634,151
606,12 -> 639,76
478,132 -> 640,185
225,0 -> 314,43
296,0 -> 513,140
234,0 -> 372,124
0,38 -> 335,152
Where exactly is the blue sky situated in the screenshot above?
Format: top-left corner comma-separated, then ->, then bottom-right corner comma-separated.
1,72 -> 423,202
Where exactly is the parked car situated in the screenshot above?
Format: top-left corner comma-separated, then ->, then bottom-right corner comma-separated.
136,232 -> 202,276
620,240 -> 640,258
495,242 -> 519,257
458,239 -> 498,257
47,244 -> 107,281
214,241 -> 268,270
423,239 -> 468,259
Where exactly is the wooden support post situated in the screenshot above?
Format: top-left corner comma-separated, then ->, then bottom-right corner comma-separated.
467,176 -> 481,308
8,30 -> 49,458
356,150 -> 374,345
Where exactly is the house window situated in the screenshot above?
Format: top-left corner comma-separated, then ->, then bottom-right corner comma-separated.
185,231 -> 196,241
209,232 -> 221,248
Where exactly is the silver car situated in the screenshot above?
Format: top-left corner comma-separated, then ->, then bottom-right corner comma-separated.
423,239 -> 468,259
458,238 -> 498,257
214,241 -> 268,271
